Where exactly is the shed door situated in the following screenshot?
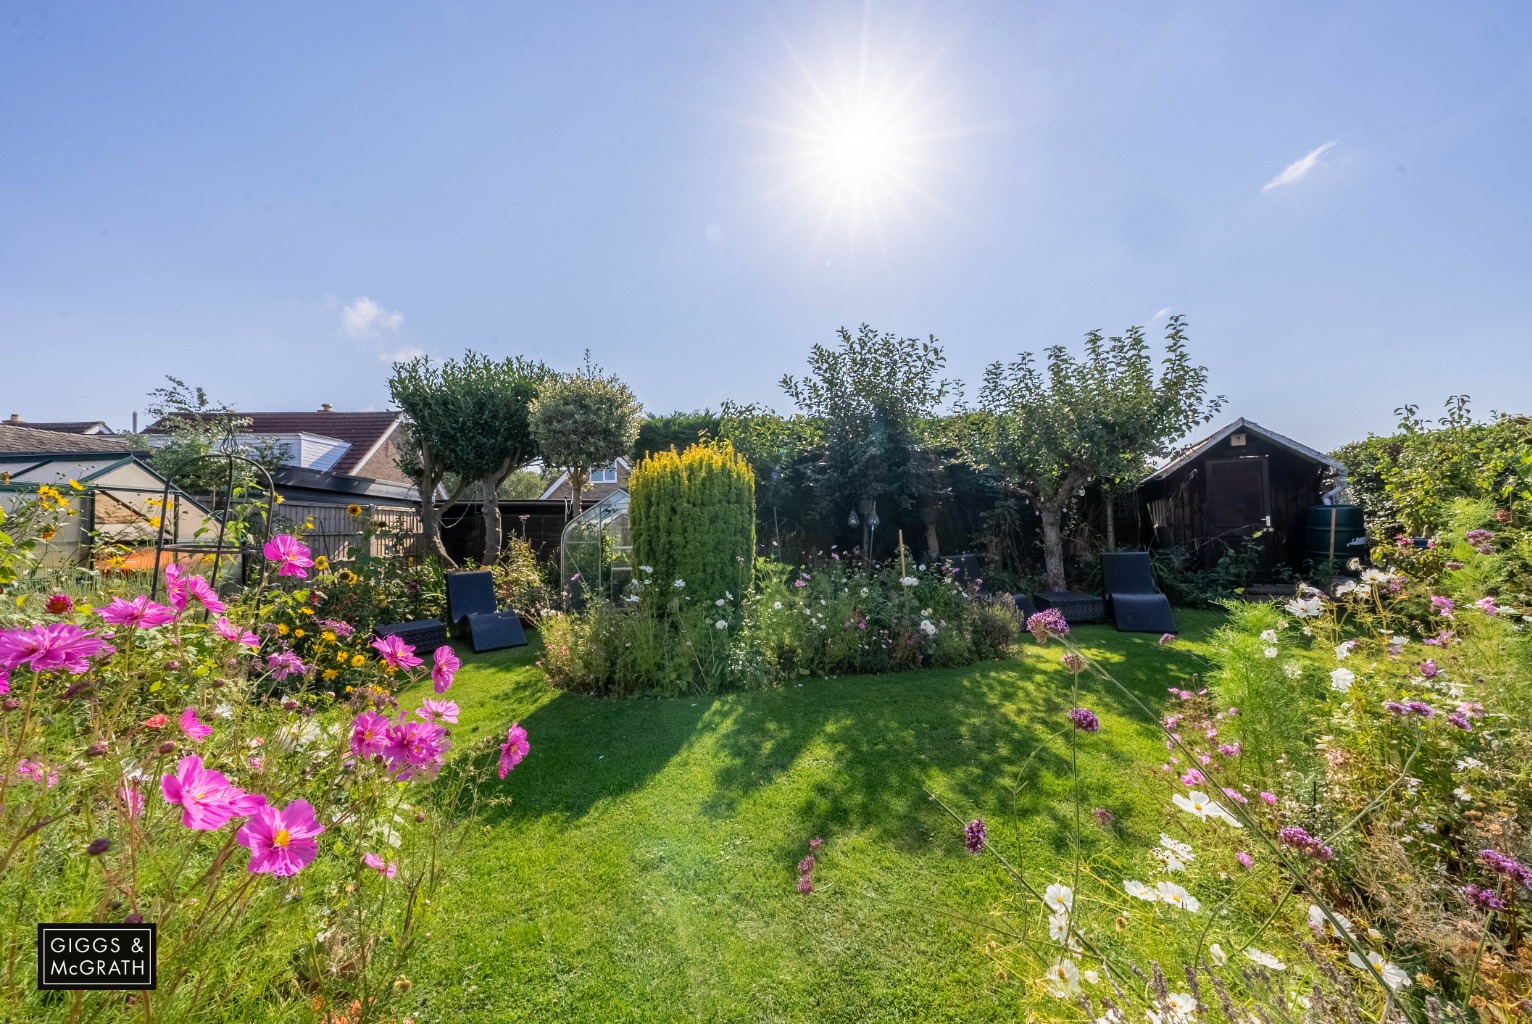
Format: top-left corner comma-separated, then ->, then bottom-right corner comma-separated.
1206,456 -> 1273,570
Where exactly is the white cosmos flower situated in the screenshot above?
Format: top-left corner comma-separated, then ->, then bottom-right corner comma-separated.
1082,969 -> 1099,985
1044,958 -> 1080,998
1155,881 -> 1200,913
1335,640 -> 1356,659
1334,579 -> 1360,596
1285,595 -> 1323,618
899,576 -> 919,587
1307,904 -> 1354,939
1455,756 -> 1486,772
1208,943 -> 1228,966
673,579 -> 686,589
1043,882 -> 1074,914
214,703 -> 234,719
1454,786 -> 1472,802
1329,667 -> 1355,693
1348,951 -> 1411,991
1153,849 -> 1188,872
1166,992 -> 1197,1019
1259,629 -> 1278,642
1263,647 -> 1279,658
1123,880 -> 1157,901
1159,834 -> 1194,860
919,619 -> 938,636
1172,791 -> 1244,827
1094,1009 -> 1123,1024
1244,947 -> 1286,970
1048,912 -> 1070,943
638,565 -> 653,573
772,601 -> 782,610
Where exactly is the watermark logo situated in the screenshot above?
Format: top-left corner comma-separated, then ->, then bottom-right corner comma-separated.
37,923 -> 156,990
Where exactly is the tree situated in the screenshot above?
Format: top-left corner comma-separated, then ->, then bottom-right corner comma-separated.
132,376 -> 287,498
388,357 -> 467,564
976,316 -> 1222,591
633,409 -> 720,461
779,325 -> 956,565
529,353 -> 643,517
389,353 -> 550,566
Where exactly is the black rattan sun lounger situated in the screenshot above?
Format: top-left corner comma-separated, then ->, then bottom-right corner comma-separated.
444,570 -> 528,652
1100,551 -> 1177,634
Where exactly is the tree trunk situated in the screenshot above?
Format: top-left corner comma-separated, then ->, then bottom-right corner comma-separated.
1040,501 -> 1067,591
567,466 -> 586,522
479,458 -> 513,566
921,504 -> 940,561
1104,497 -> 1116,552
417,444 -> 456,567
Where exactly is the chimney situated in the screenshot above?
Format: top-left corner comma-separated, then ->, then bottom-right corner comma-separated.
320,403 -> 333,413
7,414 -> 18,423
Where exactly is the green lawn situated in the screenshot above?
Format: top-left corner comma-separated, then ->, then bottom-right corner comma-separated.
404,611 -> 1226,1023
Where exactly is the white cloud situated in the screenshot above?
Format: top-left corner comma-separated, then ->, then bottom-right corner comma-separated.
1151,307 -> 1172,322
377,345 -> 424,364
341,296 -> 404,338
1262,141 -> 1339,192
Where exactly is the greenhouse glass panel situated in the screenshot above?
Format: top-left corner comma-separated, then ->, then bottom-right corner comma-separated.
559,488 -> 631,606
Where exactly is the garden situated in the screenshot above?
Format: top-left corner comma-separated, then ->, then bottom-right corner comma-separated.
2,325 -> 1531,1024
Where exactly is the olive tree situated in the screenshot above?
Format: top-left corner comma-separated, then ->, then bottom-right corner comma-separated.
780,325 -> 955,564
529,353 -> 642,516
976,316 -> 1222,591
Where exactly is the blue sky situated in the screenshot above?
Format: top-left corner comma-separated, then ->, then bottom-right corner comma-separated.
2,1 -> 1529,448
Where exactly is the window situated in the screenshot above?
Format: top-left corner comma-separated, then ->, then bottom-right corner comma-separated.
588,462 -> 619,484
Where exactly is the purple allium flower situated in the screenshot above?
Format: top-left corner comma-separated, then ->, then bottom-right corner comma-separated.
1278,826 -> 1334,861
964,818 -> 986,855
1235,851 -> 1254,869
1461,884 -> 1507,910
798,855 -> 815,874
1062,652 -> 1086,673
809,836 -> 824,850
1069,707 -> 1100,732
1092,807 -> 1115,827
1158,633 -> 1175,646
1446,712 -> 1472,732
1404,700 -> 1435,717
1026,608 -> 1070,643
797,875 -> 813,894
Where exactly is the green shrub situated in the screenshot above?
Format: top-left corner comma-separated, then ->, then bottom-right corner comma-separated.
629,441 -> 755,608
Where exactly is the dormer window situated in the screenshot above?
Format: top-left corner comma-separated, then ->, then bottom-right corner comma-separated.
588,462 -> 619,484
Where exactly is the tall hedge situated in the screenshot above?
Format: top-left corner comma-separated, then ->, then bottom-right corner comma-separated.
629,441 -> 755,606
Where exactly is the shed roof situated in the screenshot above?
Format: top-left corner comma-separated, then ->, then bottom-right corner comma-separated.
1143,417 -> 1343,483
0,424 -> 132,456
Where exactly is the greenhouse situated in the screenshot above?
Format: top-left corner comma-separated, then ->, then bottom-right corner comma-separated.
558,487 -> 631,605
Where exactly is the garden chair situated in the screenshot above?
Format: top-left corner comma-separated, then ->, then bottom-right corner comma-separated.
1099,551 -> 1177,634
444,570 -> 528,653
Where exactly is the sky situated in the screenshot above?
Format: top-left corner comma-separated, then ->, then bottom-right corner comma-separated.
2,1 -> 1529,449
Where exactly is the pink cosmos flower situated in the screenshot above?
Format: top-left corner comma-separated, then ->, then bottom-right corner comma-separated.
213,616 -> 261,649
0,665 -> 8,695
371,634 -> 423,671
182,575 -> 226,615
265,650 -> 306,681
416,699 -> 459,724
362,852 -> 398,879
99,595 -> 177,629
381,715 -> 450,780
118,780 -> 145,820
262,535 -> 315,578
0,623 -> 113,674
179,706 -> 213,743
1475,596 -> 1500,616
350,710 -> 391,759
160,754 -> 266,830
1430,595 -> 1455,618
1259,792 -> 1277,805
236,799 -> 324,876
15,758 -> 58,788
498,722 -> 529,779
431,645 -> 460,693
44,593 -> 74,615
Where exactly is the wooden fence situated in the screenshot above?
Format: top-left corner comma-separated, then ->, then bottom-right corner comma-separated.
274,502 -> 422,562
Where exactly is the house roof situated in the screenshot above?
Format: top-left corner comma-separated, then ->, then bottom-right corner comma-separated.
537,457 -> 631,500
3,418 -> 113,434
1143,417 -> 1343,484
148,410 -> 403,476
0,424 -> 133,456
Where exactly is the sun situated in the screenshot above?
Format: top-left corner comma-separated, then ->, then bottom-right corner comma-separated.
812,102 -> 908,198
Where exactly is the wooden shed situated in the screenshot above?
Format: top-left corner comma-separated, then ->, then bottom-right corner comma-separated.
1114,418 -> 1344,578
